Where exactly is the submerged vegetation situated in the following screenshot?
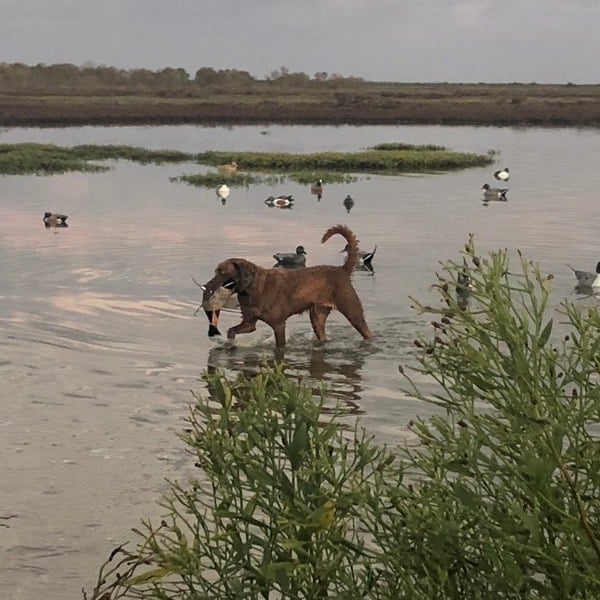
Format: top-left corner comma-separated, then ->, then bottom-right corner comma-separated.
0,142 -> 492,184
86,242 -> 600,599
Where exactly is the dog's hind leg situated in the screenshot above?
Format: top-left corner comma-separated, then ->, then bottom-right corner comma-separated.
336,293 -> 373,340
309,306 -> 332,341
227,318 -> 257,342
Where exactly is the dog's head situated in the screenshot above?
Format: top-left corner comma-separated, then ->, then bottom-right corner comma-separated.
202,258 -> 257,308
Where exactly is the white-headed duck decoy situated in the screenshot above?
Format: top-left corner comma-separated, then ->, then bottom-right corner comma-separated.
342,243 -> 377,272
343,194 -> 355,213
216,184 -> 230,204
482,184 -> 508,201
311,179 -> 323,201
273,245 -> 307,268
568,262 -> 600,289
217,161 -> 238,174
265,195 -> 294,208
494,167 -> 510,182
43,212 -> 69,227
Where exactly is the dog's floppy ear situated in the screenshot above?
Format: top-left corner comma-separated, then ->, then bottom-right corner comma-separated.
231,259 -> 255,293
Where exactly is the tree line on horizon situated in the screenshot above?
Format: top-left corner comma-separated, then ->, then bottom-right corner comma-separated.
0,62 -> 366,94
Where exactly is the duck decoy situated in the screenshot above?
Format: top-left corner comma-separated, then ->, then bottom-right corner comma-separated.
482,184 -> 508,201
494,167 -> 510,182
311,179 -> 323,201
343,194 -> 355,213
273,245 -> 307,269
342,243 -> 377,272
217,161 -> 238,174
43,212 -> 69,227
265,195 -> 294,208
216,184 -> 230,204
567,262 -> 600,289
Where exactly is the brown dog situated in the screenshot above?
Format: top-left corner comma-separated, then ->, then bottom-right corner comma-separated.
202,224 -> 373,347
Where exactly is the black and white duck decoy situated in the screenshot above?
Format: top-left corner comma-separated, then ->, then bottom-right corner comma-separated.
43,212 -> 69,227
567,262 -> 600,289
342,243 -> 377,272
494,167 -> 510,182
311,179 -> 323,201
482,184 -> 508,201
216,184 -> 230,204
343,194 -> 355,213
265,195 -> 294,208
273,245 -> 307,268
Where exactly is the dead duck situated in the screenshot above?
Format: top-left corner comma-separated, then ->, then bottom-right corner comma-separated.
494,167 -> 510,182
265,195 -> 294,208
482,184 -> 508,201
343,194 -> 355,213
310,179 -> 323,201
199,278 -> 239,337
273,245 -> 307,268
568,262 -> 600,289
43,212 -> 69,227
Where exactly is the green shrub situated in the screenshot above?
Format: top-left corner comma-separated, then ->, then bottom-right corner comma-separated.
86,239 -> 600,599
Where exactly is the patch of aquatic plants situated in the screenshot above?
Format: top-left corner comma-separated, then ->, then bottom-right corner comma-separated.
195,148 -> 492,174
0,142 -> 492,178
0,143 -> 194,175
170,171 -> 263,188
369,142 -> 448,151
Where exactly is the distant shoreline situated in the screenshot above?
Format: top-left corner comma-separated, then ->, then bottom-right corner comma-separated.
2,82 -> 600,128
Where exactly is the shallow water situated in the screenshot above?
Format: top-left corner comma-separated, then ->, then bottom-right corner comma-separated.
2,123 -> 600,598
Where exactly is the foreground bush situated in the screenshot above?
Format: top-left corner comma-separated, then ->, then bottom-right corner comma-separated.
86,240 -> 600,599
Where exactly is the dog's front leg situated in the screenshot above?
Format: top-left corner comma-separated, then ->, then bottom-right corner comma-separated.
227,318 -> 257,343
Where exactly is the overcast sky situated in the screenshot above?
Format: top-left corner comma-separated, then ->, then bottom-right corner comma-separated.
1,0 -> 599,83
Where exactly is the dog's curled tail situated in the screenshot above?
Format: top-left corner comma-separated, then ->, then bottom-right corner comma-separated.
322,224 -> 359,275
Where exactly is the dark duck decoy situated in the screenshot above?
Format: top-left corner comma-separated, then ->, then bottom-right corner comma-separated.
343,194 -> 355,213
494,167 -> 510,182
482,184 -> 508,201
273,245 -> 307,269
265,195 -> 294,208
310,179 -> 323,201
568,261 -> 600,289
43,212 -> 69,227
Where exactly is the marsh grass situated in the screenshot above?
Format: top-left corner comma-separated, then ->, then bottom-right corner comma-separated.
0,143 -> 491,181
86,240 -> 600,600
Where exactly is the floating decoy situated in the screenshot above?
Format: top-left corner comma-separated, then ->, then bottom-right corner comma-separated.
265,195 -> 294,208
342,243 -> 377,272
216,184 -> 230,204
343,194 -> 355,213
456,271 -> 473,309
494,167 -> 510,182
311,179 -> 323,201
273,245 -> 307,269
217,161 -> 238,174
43,212 -> 69,227
482,184 -> 508,201
567,262 -> 600,289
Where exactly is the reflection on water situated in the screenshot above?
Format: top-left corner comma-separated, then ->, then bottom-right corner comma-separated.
4,123 -> 600,598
